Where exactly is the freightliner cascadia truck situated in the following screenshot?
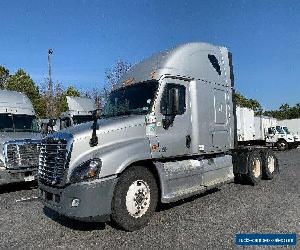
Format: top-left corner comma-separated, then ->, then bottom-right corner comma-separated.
0,90 -> 42,185
38,43 -> 279,231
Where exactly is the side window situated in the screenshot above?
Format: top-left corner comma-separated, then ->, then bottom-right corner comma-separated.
160,83 -> 186,115
60,118 -> 71,129
208,54 -> 221,75
268,127 -> 275,134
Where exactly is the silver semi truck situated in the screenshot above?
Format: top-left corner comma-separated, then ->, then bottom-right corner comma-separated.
38,43 -> 278,231
0,90 -> 42,185
40,96 -> 96,134
59,96 -> 96,130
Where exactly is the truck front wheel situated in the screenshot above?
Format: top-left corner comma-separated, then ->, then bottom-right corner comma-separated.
111,165 -> 158,231
276,140 -> 288,151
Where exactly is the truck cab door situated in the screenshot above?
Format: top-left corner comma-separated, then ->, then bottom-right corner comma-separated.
266,127 -> 276,143
155,78 -> 191,158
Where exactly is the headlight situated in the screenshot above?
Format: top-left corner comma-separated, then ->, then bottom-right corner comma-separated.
69,158 -> 102,183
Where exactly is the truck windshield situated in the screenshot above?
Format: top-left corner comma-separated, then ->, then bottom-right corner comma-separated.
282,127 -> 290,134
0,114 -> 14,132
0,113 -> 39,132
103,81 -> 158,117
275,126 -> 285,134
73,115 -> 93,125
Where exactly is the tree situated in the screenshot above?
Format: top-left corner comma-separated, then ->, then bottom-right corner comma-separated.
234,92 -> 262,114
6,68 -> 46,117
0,66 -> 9,89
105,59 -> 131,89
263,102 -> 300,120
56,85 -> 81,114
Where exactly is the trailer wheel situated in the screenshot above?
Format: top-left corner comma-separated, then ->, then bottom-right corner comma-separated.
111,165 -> 158,231
261,150 -> 279,179
276,140 -> 288,151
245,151 -> 262,185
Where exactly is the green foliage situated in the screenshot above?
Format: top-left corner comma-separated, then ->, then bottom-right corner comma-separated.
0,66 -> 9,89
234,92 -> 262,115
6,68 -> 46,117
263,103 -> 300,120
0,65 -> 83,118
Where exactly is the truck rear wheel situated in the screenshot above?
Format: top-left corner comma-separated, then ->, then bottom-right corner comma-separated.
276,140 -> 288,151
245,151 -> 262,185
111,165 -> 158,231
261,150 -> 278,179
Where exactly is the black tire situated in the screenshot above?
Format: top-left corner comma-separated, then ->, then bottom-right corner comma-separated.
245,151 -> 262,185
111,165 -> 158,231
276,140 -> 288,151
261,150 -> 279,180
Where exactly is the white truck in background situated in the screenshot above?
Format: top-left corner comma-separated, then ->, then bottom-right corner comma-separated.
280,126 -> 299,148
236,107 -> 295,150
278,119 -> 300,148
0,90 -> 42,185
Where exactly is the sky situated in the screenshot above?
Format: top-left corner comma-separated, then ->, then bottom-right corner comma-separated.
0,0 -> 299,110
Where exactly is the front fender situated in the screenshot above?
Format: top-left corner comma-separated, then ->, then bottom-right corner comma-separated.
67,137 -> 151,181
98,138 -> 152,177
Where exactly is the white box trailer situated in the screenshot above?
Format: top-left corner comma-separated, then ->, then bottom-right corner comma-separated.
236,106 -> 255,141
254,116 -> 277,140
277,118 -> 300,135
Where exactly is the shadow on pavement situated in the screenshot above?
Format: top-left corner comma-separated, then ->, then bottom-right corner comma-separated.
43,207 -> 106,231
0,181 -> 37,194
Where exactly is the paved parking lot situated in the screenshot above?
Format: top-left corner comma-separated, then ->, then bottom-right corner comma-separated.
0,149 -> 299,249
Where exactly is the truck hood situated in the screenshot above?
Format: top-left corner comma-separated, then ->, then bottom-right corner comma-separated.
60,115 -> 146,142
0,132 -> 42,144
54,115 -> 147,176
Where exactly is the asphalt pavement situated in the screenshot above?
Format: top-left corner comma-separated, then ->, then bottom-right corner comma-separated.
0,149 -> 299,249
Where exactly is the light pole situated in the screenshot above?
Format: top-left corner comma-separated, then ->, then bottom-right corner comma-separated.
47,48 -> 55,118
48,48 -> 53,97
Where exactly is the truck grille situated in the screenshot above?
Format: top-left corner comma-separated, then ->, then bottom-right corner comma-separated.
38,139 -> 69,186
5,142 -> 40,169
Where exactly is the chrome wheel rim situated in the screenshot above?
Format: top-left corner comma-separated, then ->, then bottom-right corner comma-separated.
267,156 -> 275,173
126,180 -> 150,218
252,159 -> 261,178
